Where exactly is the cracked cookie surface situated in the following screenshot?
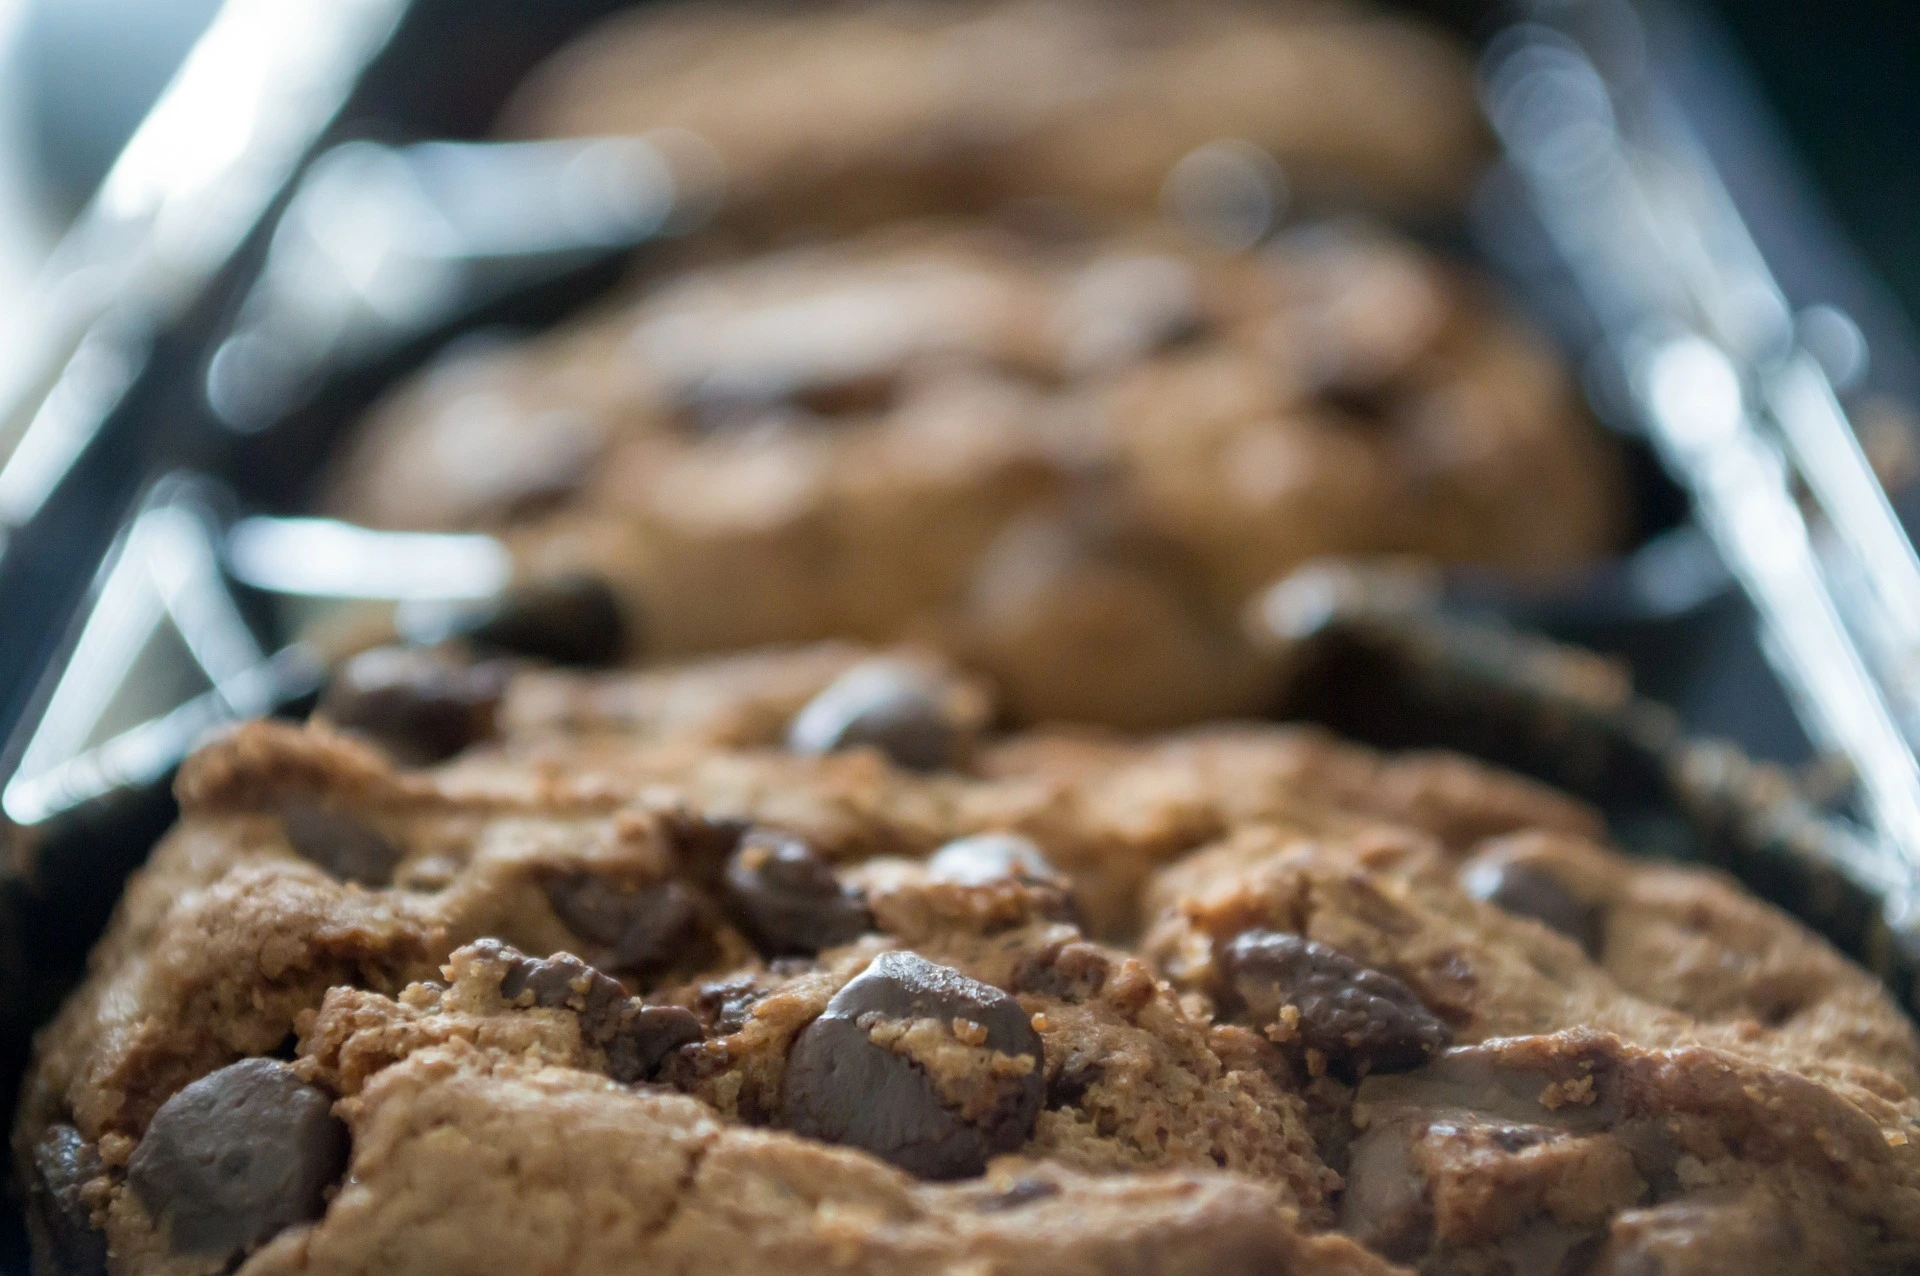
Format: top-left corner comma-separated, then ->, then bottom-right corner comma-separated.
17,645 -> 1920,1275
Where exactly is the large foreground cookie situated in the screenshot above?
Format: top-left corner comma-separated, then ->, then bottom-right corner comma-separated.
329,221 -> 1619,727
16,645 -> 1920,1274
503,0 -> 1488,230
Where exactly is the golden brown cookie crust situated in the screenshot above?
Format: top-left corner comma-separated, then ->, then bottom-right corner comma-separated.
16,645 -> 1920,1275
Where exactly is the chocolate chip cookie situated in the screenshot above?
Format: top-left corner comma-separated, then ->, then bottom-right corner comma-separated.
17,644 -> 1920,1274
329,220 -> 1620,728
502,0 -> 1489,232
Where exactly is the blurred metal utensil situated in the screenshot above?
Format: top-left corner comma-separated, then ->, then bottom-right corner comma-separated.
1488,3 -> 1920,897
225,515 -> 510,601
205,133 -> 706,432
5,484 -> 592,827
0,482 -> 324,826
0,0 -> 407,539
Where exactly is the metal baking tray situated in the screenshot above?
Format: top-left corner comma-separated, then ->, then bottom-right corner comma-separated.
2,0 -> 1919,1266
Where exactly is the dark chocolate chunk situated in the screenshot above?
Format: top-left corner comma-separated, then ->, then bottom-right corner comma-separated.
544,874 -> 705,976
602,1004 -> 705,1085
459,574 -> 628,666
787,661 -> 963,772
1461,859 -> 1605,958
25,1124 -> 108,1276
480,940 -> 702,1084
781,951 -> 1044,1179
926,833 -> 1058,887
127,1059 -> 348,1263
318,647 -> 508,765
491,942 -> 627,1020
723,829 -> 872,956
280,805 -> 402,887
1223,931 -> 1451,1077
695,974 -> 770,1034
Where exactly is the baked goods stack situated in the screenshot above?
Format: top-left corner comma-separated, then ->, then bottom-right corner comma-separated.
330,218 -> 1616,726
17,4 -> 1920,1275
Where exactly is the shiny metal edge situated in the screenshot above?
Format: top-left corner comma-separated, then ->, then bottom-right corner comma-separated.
0,0 -> 410,541
1487,0 -> 1920,879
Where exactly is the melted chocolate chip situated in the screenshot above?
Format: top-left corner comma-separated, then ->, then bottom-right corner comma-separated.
723,829 -> 871,956
25,1124 -> 107,1276
127,1059 -> 348,1264
458,575 -> 628,666
1223,931 -> 1451,1078
926,834 -> 1057,887
318,647 -> 508,765
1461,860 -> 1605,958
782,951 -> 1044,1179
1338,1120 -> 1432,1262
492,942 -> 627,1019
787,661 -> 963,772
603,1004 -> 705,1085
544,874 -> 705,977
280,805 -> 402,887
481,940 -> 703,1084
695,975 -> 769,1034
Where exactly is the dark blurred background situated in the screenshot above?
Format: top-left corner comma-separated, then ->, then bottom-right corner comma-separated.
1709,0 -> 1920,330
